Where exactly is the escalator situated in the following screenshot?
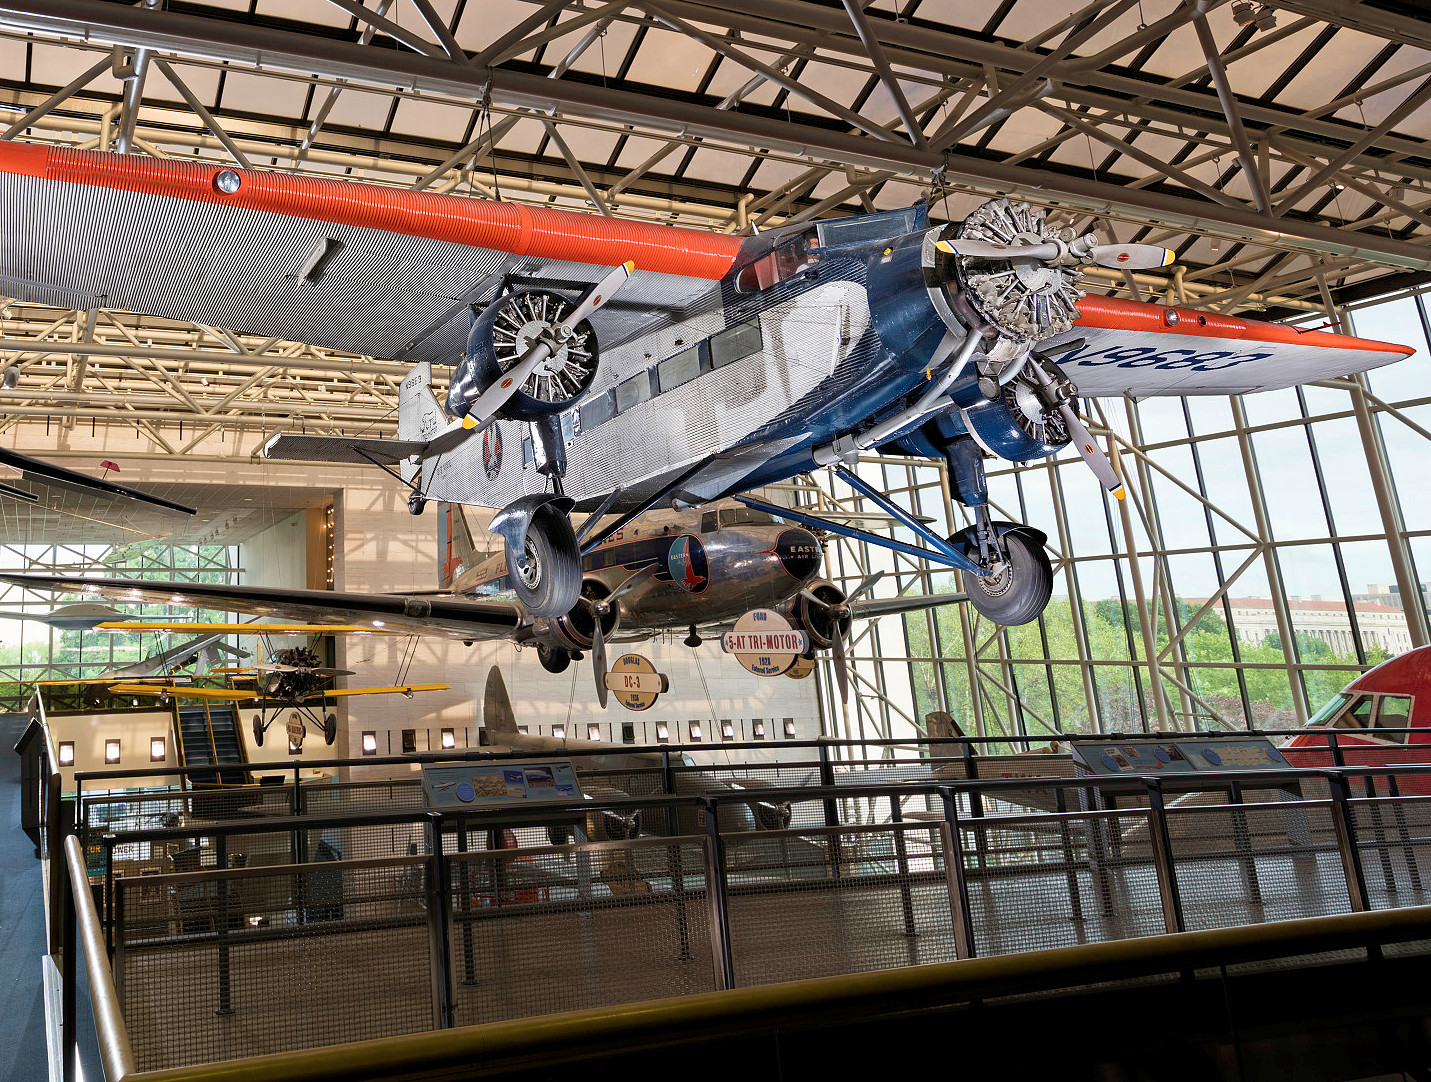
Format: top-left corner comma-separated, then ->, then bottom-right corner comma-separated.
176,703 -> 248,787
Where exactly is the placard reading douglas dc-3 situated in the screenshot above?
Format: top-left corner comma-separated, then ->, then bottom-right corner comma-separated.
421,760 -> 584,810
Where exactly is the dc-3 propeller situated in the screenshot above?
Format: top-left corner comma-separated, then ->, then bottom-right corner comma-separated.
585,564 -> 656,709
798,571 -> 884,704
461,260 -> 636,432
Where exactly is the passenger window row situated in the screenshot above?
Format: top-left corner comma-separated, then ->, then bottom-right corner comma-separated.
577,319 -> 763,436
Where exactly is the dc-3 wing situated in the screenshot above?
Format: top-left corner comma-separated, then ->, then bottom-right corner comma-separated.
0,145 -> 1409,399
0,573 -> 523,642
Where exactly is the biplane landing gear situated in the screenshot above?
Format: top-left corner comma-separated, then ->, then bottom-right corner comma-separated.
408,494 -> 426,515
252,713 -> 265,747
323,713 -> 338,745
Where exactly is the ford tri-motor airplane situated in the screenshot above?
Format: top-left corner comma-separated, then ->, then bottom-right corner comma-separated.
3,498 -> 960,706
0,146 -> 1412,628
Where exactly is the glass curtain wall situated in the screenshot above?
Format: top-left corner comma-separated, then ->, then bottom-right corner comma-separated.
818,292 -> 1430,744
0,541 -> 240,691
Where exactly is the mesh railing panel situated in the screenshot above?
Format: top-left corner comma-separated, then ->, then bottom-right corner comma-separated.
1351,795 -> 1431,909
116,857 -> 433,1072
959,809 -> 1168,956
725,823 -> 958,984
448,838 -> 714,1025
1165,801 -> 1353,931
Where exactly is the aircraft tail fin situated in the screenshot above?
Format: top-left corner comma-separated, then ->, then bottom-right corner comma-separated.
399,362 -> 447,445
482,666 -> 519,737
437,502 -> 479,590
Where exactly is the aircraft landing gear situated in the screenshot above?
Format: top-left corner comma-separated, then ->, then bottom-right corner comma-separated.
958,521 -> 1053,626
944,437 -> 1053,626
489,494 -> 581,617
408,494 -> 426,515
684,624 -> 702,648
537,643 -> 571,674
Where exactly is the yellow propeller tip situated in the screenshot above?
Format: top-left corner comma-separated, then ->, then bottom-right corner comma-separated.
1113,487 -> 1126,501
1162,249 -> 1175,266
935,240 -> 954,254
623,260 -> 636,272
461,414 -> 476,430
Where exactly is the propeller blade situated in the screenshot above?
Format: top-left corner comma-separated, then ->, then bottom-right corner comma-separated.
592,616 -> 609,710
607,564 -> 655,603
1058,402 -> 1125,498
461,338 -> 555,430
846,571 -> 885,602
1087,243 -> 1175,271
463,260 -> 635,431
936,238 -> 1060,261
831,627 -> 850,704
560,259 -> 635,329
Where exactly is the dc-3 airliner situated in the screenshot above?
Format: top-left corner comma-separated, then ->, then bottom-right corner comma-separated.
0,146 -> 1412,677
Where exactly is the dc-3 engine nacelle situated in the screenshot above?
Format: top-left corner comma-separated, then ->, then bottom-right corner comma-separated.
782,579 -> 850,650
524,575 -> 622,674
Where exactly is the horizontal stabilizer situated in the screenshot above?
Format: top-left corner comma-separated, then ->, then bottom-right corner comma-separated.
262,433 -> 426,466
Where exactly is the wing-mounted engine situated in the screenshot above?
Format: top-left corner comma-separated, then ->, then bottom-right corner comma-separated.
550,576 -> 622,655
785,580 -> 850,649
447,287 -> 601,421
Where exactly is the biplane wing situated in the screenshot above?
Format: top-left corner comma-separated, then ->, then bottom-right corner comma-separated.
304,684 -> 449,700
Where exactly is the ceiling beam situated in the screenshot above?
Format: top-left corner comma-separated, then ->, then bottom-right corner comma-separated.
3,0 -> 1430,271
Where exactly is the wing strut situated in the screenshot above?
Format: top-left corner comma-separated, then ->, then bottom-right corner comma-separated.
734,466 -> 987,574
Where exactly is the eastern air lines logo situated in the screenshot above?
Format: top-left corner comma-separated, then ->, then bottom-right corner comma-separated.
482,428 -> 502,480
666,535 -> 709,593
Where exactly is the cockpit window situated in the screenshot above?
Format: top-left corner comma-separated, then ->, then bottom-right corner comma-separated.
734,234 -> 820,293
1307,693 -> 1351,727
718,507 -> 776,527
1375,695 -> 1413,743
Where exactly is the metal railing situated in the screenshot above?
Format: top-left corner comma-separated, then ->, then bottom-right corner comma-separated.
46,757 -> 1431,1075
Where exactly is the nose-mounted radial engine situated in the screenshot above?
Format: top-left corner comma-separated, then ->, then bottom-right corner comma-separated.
889,198 -> 1173,625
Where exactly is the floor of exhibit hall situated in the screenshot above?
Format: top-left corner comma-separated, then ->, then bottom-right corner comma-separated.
108,839 -> 1414,1074
0,712 -> 101,1082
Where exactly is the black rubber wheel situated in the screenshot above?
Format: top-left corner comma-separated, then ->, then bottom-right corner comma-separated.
538,643 -> 571,674
252,714 -> 264,747
323,713 -> 338,745
409,494 -> 426,516
505,512 -> 580,617
964,530 -> 1053,626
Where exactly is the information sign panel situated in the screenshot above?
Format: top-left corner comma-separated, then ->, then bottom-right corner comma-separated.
421,759 -> 584,810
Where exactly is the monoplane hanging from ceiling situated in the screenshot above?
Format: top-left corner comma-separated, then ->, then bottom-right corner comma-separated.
0,147 -> 1411,673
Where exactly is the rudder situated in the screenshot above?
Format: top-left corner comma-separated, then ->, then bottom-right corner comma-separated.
437,501 -> 478,590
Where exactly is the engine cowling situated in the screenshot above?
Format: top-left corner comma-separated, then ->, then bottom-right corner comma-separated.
551,576 -> 621,651
788,580 -> 850,649
447,287 -> 601,422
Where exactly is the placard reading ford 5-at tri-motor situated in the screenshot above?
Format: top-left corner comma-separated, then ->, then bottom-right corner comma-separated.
421,760 -> 584,810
